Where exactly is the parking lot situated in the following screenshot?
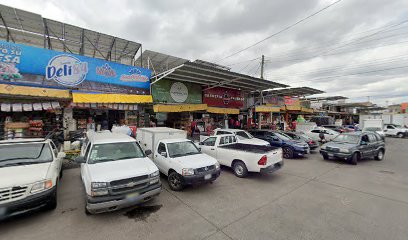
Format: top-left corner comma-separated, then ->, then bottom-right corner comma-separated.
1,138 -> 407,240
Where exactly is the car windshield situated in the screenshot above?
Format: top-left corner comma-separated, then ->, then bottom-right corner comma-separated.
274,132 -> 292,141
364,127 -> 382,131
0,143 -> 53,168
333,134 -> 360,144
167,141 -> 201,158
235,130 -> 254,140
88,142 -> 145,163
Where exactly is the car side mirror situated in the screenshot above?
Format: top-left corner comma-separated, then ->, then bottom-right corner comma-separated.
75,156 -> 86,163
145,150 -> 152,156
198,147 -> 202,152
57,152 -> 66,159
160,152 -> 168,158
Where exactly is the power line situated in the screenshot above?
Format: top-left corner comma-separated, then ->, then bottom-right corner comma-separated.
214,0 -> 344,63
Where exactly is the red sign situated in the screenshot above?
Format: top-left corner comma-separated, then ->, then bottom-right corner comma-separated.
203,87 -> 244,108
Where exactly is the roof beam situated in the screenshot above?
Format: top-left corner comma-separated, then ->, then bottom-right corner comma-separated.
106,37 -> 116,61
43,19 -> 52,49
165,76 -> 254,91
0,12 -> 15,42
47,26 -> 73,53
92,32 -> 100,57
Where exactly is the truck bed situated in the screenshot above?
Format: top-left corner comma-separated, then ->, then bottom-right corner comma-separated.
219,143 -> 279,154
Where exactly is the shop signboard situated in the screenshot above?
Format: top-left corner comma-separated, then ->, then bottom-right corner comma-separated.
203,87 -> 244,108
0,40 -> 151,90
263,96 -> 285,106
284,96 -> 300,106
152,80 -> 202,104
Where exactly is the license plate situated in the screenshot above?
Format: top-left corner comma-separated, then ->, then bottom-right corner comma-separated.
204,174 -> 212,180
126,192 -> 140,200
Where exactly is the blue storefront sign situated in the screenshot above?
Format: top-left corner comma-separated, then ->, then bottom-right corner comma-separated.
0,40 -> 151,90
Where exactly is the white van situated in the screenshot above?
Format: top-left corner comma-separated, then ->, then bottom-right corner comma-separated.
76,131 -> 161,214
0,138 -> 65,220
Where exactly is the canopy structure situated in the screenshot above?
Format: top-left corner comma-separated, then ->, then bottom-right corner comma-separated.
304,96 -> 347,101
0,4 -> 141,63
262,87 -> 325,97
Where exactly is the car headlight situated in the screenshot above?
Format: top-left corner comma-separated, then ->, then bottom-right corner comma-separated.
339,148 -> 350,153
31,179 -> 53,193
91,182 -> 108,196
182,168 -> 195,176
150,170 -> 160,178
215,162 -> 220,170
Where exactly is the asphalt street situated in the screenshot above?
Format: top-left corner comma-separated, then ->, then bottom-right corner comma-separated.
1,138 -> 407,240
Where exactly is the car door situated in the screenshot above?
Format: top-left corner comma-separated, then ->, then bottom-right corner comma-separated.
268,133 -> 282,147
200,137 -> 217,158
367,133 -> 377,157
50,141 -> 62,174
359,134 -> 371,158
154,142 -> 168,174
385,125 -> 395,136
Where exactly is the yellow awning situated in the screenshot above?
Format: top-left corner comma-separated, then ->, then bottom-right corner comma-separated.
286,105 -> 301,111
255,106 -> 281,113
207,107 -> 239,115
72,92 -> 152,103
301,107 -> 314,113
0,84 -> 70,99
153,104 -> 208,112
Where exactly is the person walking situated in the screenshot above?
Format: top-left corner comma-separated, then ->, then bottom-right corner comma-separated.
191,119 -> 197,137
235,119 -> 240,129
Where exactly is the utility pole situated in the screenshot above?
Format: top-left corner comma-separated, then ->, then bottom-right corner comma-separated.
260,55 -> 265,79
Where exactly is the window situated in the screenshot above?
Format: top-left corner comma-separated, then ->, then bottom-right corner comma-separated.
374,133 -> 382,141
368,134 -> 377,143
216,130 -> 231,135
311,130 -> 320,133
202,137 -> 216,146
158,143 -> 167,154
387,126 -> 394,129
0,143 -> 53,167
50,141 -> 58,157
361,135 -> 369,143
88,142 -> 145,163
219,136 -> 236,145
167,141 -> 200,158
236,131 -> 249,139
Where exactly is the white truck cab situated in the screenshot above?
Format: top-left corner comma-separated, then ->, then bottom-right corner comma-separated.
76,131 -> 161,214
212,128 -> 270,146
0,138 -> 65,220
137,127 -> 221,191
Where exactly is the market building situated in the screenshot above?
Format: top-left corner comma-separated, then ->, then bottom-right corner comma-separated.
0,4 -> 152,138
137,51 -> 289,135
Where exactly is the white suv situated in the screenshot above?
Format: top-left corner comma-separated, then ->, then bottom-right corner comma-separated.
0,138 -> 65,220
76,131 -> 161,214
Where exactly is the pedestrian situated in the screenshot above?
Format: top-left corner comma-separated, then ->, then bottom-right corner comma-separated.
235,119 -> 240,129
101,114 -> 109,130
191,119 -> 197,137
229,118 -> 235,129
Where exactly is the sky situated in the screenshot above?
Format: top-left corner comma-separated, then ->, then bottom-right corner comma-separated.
1,0 -> 408,105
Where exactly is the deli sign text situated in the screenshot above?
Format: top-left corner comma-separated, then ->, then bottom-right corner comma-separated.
203,87 -> 244,108
0,40 -> 151,89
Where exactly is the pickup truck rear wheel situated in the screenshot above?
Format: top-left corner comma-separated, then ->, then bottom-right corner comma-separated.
232,161 -> 248,178
168,172 -> 185,191
282,147 -> 294,159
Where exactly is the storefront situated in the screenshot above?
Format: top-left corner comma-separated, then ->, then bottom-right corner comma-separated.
152,79 -> 206,134
0,39 -> 152,138
203,87 -> 243,130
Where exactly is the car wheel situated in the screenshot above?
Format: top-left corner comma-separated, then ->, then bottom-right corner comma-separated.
46,187 -> 58,210
282,147 -> 294,159
397,133 -> 404,138
168,172 -> 185,191
350,152 -> 359,165
375,149 -> 384,161
322,153 -> 329,160
232,161 -> 248,178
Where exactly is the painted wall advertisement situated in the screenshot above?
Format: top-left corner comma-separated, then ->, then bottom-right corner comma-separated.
0,40 -> 151,91
203,87 -> 244,108
152,80 -> 202,104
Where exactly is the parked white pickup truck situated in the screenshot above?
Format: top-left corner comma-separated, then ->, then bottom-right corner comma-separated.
211,128 -> 270,146
384,124 -> 408,138
199,134 -> 283,178
137,127 -> 220,191
0,138 -> 65,220
76,131 -> 161,214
